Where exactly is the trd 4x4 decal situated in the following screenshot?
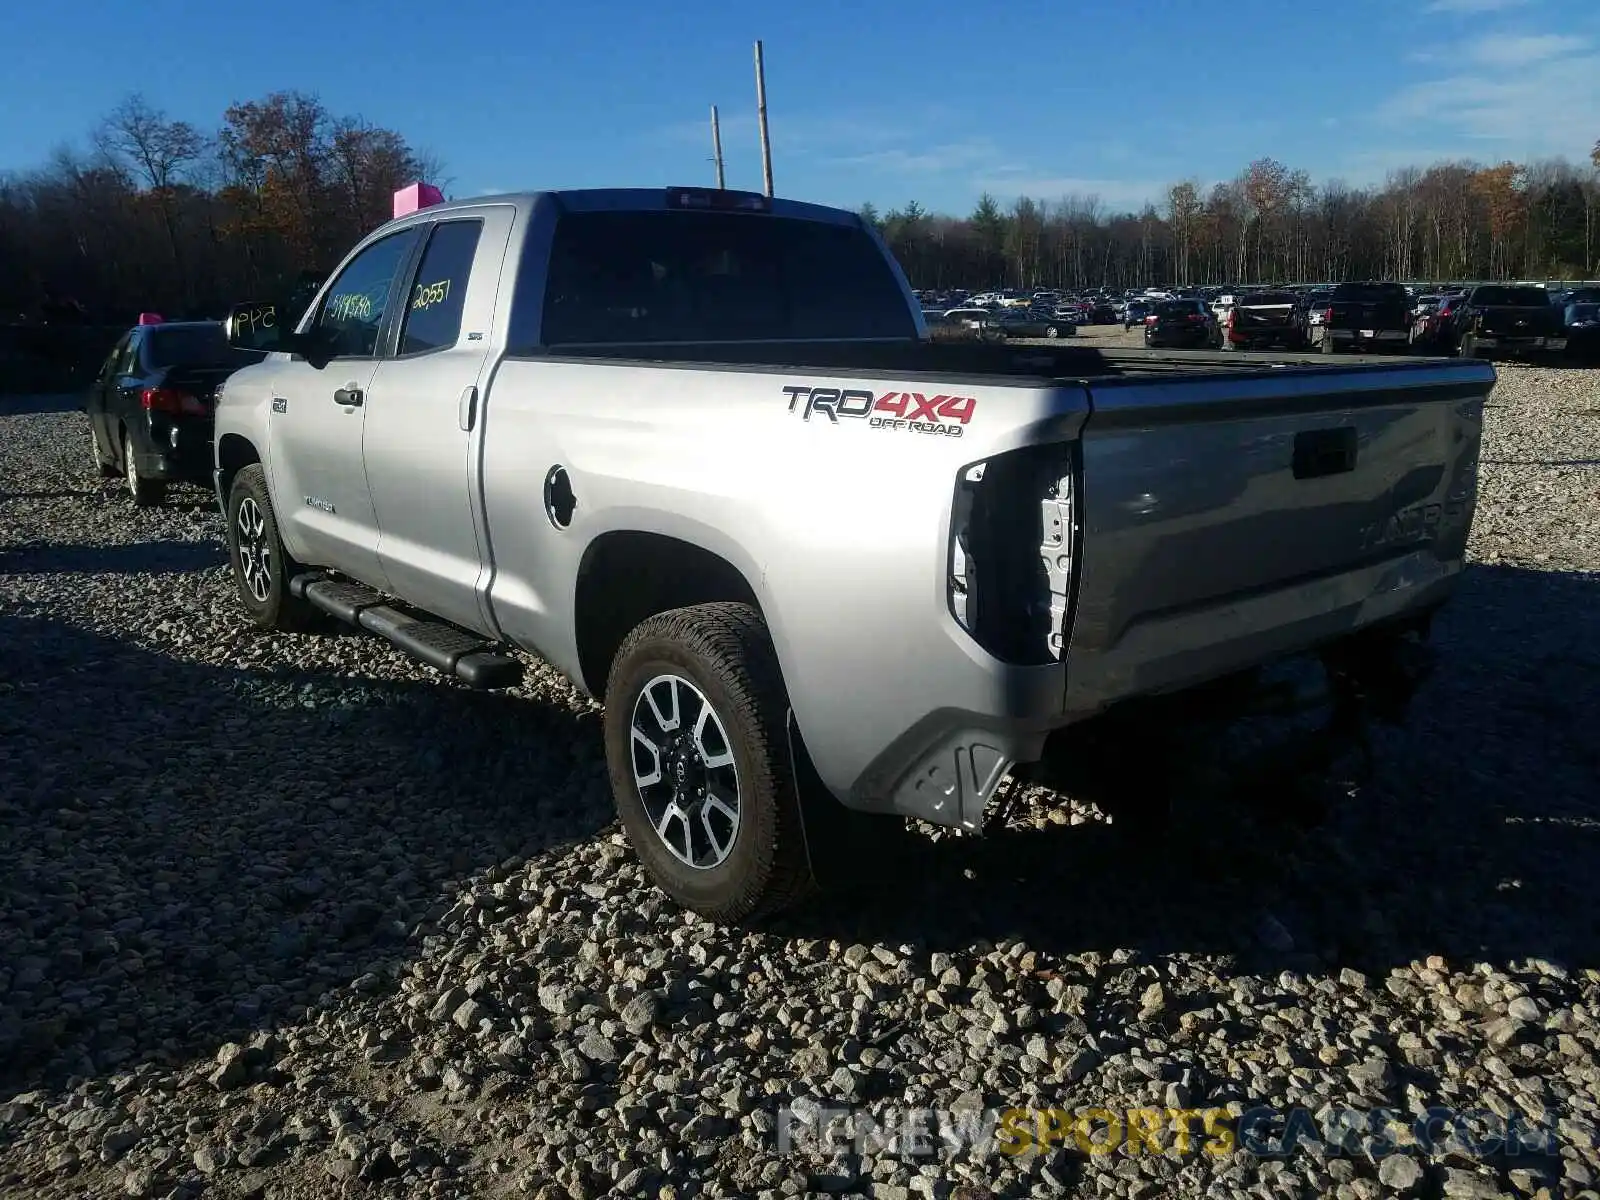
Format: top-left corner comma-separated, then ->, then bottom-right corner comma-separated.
781,384 -> 975,438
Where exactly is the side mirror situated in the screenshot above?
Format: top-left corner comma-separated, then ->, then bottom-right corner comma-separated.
225,301 -> 285,353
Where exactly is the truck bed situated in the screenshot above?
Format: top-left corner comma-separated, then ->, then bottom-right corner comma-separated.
486,338 -> 1492,803
525,339 -> 1470,383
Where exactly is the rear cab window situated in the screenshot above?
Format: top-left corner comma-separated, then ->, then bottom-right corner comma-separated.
1332,283 -> 1409,302
1472,286 -> 1551,307
531,211 -> 916,347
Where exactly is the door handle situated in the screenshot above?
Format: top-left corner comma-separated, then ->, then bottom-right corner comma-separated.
457,385 -> 478,432
334,386 -> 364,407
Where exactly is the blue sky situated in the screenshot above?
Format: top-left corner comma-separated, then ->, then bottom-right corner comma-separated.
2,0 -> 1597,217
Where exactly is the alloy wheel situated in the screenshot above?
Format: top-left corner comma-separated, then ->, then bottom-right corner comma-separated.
236,497 -> 272,603
629,674 -> 741,870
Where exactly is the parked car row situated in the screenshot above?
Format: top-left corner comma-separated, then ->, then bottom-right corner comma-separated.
916,279 -> 1599,361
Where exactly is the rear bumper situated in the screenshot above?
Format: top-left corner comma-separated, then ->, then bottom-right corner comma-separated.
1326,328 -> 1409,342
1471,335 -> 1564,352
133,415 -> 214,483
1060,547 -> 1461,716
845,548 -> 1461,829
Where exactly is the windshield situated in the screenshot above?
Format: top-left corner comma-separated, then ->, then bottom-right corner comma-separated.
147,324 -> 267,369
1569,304 -> 1599,321
1473,286 -> 1551,307
1154,301 -> 1200,318
1237,292 -> 1297,306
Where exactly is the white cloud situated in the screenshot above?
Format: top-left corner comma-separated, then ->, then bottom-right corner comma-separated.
831,141 -> 1000,174
1423,0 -> 1531,12
978,176 -> 1171,209
1467,32 -> 1588,66
1379,27 -> 1600,160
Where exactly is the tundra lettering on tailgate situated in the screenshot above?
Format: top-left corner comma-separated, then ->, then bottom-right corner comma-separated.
781,384 -> 974,438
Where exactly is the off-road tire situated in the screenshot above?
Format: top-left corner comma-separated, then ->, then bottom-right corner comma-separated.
604,603 -> 812,923
225,464 -> 317,632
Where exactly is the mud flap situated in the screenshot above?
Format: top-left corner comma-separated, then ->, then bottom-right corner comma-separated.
786,710 -> 908,892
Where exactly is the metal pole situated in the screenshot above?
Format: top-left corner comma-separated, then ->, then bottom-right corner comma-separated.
711,105 -> 726,190
754,40 -> 773,197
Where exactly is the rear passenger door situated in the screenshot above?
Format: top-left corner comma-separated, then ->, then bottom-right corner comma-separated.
362,207 -> 513,633
87,333 -> 131,450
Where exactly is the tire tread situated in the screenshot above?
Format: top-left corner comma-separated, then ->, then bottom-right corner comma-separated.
605,602 -> 813,923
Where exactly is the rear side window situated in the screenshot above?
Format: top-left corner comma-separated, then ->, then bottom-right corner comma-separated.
99,334 -> 132,380
534,211 -> 916,346
400,221 -> 483,355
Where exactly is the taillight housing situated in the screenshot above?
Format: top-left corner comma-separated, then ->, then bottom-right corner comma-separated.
1145,314 -> 1158,324
141,387 -> 206,416
949,444 -> 1078,665
1320,307 -> 1333,323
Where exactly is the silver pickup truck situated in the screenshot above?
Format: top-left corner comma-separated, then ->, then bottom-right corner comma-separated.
212,186 -> 1493,921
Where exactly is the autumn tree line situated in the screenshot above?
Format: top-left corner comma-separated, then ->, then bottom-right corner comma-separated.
4,95 -> 1598,323
0,93 -> 439,323
867,148 -> 1600,293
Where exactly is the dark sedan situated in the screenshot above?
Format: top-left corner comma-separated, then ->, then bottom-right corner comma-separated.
86,320 -> 265,506
1143,299 -> 1222,349
991,309 -> 1075,339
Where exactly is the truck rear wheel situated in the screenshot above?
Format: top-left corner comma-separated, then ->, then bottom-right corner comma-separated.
604,603 -> 811,923
225,465 -> 317,632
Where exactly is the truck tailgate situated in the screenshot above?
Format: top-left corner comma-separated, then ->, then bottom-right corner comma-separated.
1063,360 -> 1493,712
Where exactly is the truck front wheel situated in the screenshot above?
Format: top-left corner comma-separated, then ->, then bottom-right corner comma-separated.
225,465 -> 317,632
604,603 -> 811,923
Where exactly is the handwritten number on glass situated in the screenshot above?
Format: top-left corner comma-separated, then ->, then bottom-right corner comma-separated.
411,279 -> 451,312
328,293 -> 373,323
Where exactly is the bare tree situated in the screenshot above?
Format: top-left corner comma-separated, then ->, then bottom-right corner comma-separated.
96,94 -> 205,304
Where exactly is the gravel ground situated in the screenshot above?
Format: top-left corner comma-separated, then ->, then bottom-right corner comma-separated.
1,360 -> 1597,1200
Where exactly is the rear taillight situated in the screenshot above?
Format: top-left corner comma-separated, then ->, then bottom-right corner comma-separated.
1320,307 -> 1333,323
949,445 -> 1077,665
141,387 -> 206,416
1145,314 -> 1158,324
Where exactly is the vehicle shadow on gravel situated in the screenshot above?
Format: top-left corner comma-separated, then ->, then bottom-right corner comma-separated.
782,563 -> 1600,980
0,540 -> 226,576
0,609 -> 609,1094
0,393 -> 81,417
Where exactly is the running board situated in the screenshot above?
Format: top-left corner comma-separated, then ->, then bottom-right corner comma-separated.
290,575 -> 523,689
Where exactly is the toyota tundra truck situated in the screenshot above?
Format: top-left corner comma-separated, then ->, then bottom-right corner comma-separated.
210,186 -> 1493,922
